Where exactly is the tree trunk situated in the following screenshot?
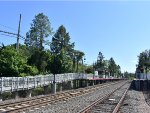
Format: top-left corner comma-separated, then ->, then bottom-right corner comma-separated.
72,58 -> 76,72
76,61 -> 79,73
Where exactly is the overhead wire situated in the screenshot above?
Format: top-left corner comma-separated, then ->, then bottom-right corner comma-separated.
0,23 -> 26,36
0,33 -> 17,38
0,23 -> 17,32
0,30 -> 18,36
0,30 -> 26,40
0,33 -> 25,41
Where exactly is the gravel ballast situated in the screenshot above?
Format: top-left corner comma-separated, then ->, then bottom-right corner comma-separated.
89,82 -> 130,113
119,89 -> 150,113
24,81 -> 128,113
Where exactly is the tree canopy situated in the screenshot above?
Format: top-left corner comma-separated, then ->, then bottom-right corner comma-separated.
137,49 -> 150,73
0,13 -> 122,77
25,13 -> 52,50
0,45 -> 38,77
94,52 -> 121,77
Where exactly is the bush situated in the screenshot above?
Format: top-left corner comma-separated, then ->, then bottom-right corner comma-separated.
0,46 -> 39,77
32,87 -> 44,96
0,47 -> 25,77
2,92 -> 12,100
21,65 -> 39,76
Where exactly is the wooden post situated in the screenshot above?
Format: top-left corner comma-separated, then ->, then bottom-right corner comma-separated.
16,14 -> 21,50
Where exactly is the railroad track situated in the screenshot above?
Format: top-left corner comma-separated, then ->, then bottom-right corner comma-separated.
0,81 -> 124,113
78,81 -> 130,113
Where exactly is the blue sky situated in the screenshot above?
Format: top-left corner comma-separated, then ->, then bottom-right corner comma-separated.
0,1 -> 150,73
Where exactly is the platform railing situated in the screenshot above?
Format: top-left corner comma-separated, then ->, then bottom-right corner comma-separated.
136,73 -> 150,79
0,73 -> 94,93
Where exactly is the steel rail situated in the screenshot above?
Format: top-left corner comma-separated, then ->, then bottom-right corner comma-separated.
0,81 -> 116,107
112,84 -> 130,113
0,81 -> 124,113
77,81 -> 129,113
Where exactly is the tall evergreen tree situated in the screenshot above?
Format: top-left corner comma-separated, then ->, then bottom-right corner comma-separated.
25,13 -> 52,50
103,60 -> 109,77
116,65 -> 121,77
96,52 -> 105,75
97,52 -> 104,63
50,25 -> 75,74
74,50 -> 85,72
50,25 -> 74,54
108,57 -> 117,77
24,13 -> 52,74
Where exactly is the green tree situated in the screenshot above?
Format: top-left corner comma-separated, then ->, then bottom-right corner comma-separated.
25,13 -> 52,50
137,50 -> 150,79
0,43 -> 5,50
97,52 -> 104,63
116,65 -> 121,77
74,50 -> 85,73
85,65 -> 93,74
28,50 -> 51,74
0,46 -> 38,77
50,25 -> 75,74
103,60 -> 109,77
50,25 -> 74,54
48,50 -> 72,74
24,13 -> 53,74
108,57 -> 117,77
96,52 -> 105,75
124,71 -> 135,79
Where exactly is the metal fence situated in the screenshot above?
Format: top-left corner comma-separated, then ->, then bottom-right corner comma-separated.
136,73 -> 150,79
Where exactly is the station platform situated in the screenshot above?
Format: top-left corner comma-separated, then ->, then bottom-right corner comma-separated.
88,77 -> 123,81
131,79 -> 150,91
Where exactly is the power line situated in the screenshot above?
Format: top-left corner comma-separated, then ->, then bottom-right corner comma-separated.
0,33 -> 26,41
0,23 -> 25,35
0,23 -> 17,32
0,29 -> 25,40
1,34 -> 17,39
0,33 -> 25,41
0,33 -> 17,38
0,15 -> 25,50
0,30 -> 18,36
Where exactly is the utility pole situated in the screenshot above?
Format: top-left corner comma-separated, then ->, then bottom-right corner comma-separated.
16,14 -> 21,50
